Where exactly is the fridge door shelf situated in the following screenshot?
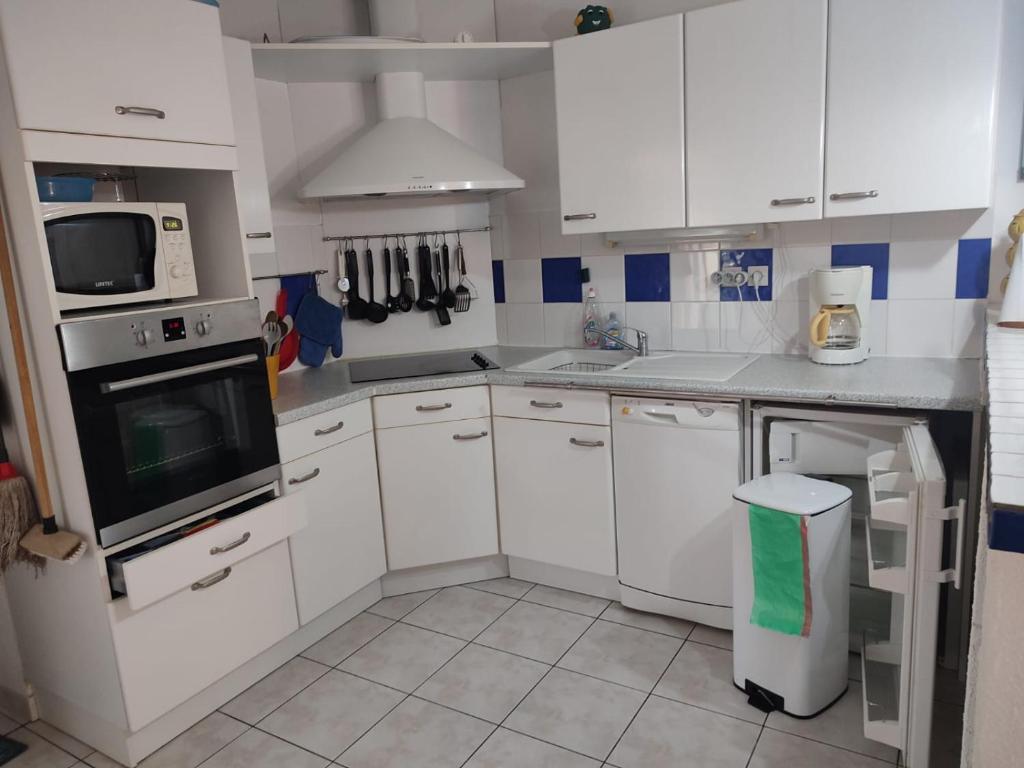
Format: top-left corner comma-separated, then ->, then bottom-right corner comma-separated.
861,637 -> 904,750
864,513 -> 909,593
867,460 -> 917,527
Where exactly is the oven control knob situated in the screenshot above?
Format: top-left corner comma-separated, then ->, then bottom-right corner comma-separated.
169,265 -> 183,279
135,329 -> 154,346
196,320 -> 212,336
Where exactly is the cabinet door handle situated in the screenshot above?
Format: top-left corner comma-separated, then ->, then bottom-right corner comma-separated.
209,531 -> 251,555
829,190 -> 879,201
563,213 -> 597,221
529,400 -> 563,409
114,105 -> 166,119
288,467 -> 321,485
314,421 -> 344,436
416,403 -> 452,411
453,430 -> 489,441
770,196 -> 815,206
191,567 -> 232,591
246,232 -> 273,239
569,437 -> 605,448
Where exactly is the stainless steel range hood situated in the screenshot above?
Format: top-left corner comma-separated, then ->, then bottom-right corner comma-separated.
299,69 -> 524,199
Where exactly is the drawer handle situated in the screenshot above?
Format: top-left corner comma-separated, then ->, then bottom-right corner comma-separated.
246,232 -> 273,239
314,421 -> 344,436
770,196 -> 815,206
191,567 -> 232,591
530,400 -> 563,409
416,403 -> 452,412
209,531 -> 251,555
569,437 -> 605,448
564,213 -> 597,221
829,190 -> 879,201
453,431 -> 489,441
288,467 -> 321,485
114,105 -> 166,119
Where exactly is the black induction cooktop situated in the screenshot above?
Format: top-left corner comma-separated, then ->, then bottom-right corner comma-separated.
348,350 -> 499,383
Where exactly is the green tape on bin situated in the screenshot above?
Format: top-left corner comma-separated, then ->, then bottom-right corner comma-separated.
748,504 -> 812,637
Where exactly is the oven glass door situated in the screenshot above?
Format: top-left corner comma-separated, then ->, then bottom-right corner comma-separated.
45,212 -> 157,295
67,340 -> 279,547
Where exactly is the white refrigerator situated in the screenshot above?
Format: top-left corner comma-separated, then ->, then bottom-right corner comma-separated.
749,405 -> 966,768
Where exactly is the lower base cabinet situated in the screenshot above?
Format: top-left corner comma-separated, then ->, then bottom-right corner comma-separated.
376,416 -> 498,570
493,416 -> 616,576
283,431 -> 387,625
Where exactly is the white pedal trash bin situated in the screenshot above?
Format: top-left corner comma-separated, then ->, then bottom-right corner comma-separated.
732,473 -> 852,717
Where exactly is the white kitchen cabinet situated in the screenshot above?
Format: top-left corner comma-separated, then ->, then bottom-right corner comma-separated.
223,37 -> 276,259
494,416 -> 616,576
553,15 -> 686,235
283,431 -> 387,625
0,0 -> 234,146
824,0 -> 998,217
376,416 -> 498,571
685,0 -> 826,226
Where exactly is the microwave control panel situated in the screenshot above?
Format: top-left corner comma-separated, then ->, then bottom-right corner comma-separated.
157,203 -> 198,300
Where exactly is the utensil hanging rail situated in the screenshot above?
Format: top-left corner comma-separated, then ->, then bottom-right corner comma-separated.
322,225 -> 491,242
252,269 -> 329,281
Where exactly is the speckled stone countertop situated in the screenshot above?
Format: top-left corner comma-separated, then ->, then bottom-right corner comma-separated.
272,346 -> 983,425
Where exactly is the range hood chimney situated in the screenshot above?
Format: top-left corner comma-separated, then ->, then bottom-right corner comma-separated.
299,0 -> 524,200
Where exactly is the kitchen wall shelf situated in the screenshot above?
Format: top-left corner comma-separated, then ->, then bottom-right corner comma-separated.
251,41 -> 553,84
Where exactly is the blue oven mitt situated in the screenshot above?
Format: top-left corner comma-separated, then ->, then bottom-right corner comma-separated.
294,293 -> 343,368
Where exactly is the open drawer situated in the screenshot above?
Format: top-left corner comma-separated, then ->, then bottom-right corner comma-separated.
108,491 -> 307,610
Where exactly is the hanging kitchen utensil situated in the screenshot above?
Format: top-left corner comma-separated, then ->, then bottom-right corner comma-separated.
398,235 -> 415,312
364,239 -> 388,323
274,315 -> 293,356
433,245 -> 452,326
455,230 -> 479,302
416,234 -> 437,311
383,237 -> 401,313
440,234 -> 457,309
346,241 -> 369,320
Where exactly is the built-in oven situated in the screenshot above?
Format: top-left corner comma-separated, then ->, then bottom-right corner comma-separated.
60,299 -> 279,548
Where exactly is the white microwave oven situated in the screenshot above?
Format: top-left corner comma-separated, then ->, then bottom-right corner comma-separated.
41,202 -> 199,312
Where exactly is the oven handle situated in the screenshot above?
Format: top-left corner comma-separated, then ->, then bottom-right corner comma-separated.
99,354 -> 260,393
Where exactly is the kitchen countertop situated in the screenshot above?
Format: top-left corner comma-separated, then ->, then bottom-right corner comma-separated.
272,346 -> 983,425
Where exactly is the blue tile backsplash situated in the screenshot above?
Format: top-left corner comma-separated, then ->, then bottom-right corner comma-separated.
541,257 -> 583,303
492,260 -> 505,304
831,243 -> 890,299
955,238 -> 992,299
719,248 -> 773,301
624,253 -> 671,302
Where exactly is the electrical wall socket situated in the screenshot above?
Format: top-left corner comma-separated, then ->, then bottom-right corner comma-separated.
746,266 -> 770,289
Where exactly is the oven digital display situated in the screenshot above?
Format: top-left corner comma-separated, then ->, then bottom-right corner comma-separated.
162,317 -> 186,341
162,217 -> 183,231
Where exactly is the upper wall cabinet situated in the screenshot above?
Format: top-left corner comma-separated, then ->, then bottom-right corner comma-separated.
824,0 -> 999,217
0,0 -> 235,146
685,0 -> 826,227
223,37 -> 276,257
554,15 -> 686,235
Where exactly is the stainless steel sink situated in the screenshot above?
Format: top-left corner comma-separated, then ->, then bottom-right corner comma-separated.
509,349 -> 757,383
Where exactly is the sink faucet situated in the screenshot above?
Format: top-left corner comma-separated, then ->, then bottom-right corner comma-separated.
584,326 -> 649,356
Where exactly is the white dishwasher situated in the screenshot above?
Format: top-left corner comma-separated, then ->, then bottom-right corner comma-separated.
612,396 -> 741,629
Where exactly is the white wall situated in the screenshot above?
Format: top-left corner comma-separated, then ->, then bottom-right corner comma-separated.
0,584 -> 27,719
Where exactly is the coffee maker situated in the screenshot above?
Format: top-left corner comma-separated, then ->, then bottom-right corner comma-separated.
808,266 -> 872,365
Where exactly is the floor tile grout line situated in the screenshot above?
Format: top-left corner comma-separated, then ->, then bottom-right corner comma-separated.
644,691 -> 767,728
190,719 -> 254,768
218,654 -> 334,729
760,722 -> 899,763
600,637 -> 686,763
595,614 -> 697,641
16,723 -> 87,764
744,724 -> 766,768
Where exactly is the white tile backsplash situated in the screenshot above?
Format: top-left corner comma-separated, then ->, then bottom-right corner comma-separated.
777,219 -> 832,246
869,300 -> 888,356
953,299 -> 987,357
671,302 -> 720,351
890,209 -> 991,241
494,304 -> 509,345
887,299 -> 955,357
539,209 -> 581,259
273,225 -> 318,274
774,245 -> 829,303
506,303 -> 546,346
624,302 -> 672,352
830,215 -> 892,244
888,240 -> 958,299
582,255 -> 625,303
721,302 -> 772,354
503,259 -> 543,303
772,300 -> 810,355
543,303 -> 584,348
504,212 -> 541,260
670,251 -> 719,302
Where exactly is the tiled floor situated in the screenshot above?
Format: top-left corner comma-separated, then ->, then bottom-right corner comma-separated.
1,578 -> 958,767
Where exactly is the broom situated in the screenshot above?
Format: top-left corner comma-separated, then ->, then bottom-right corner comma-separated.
0,203 -> 83,565
0,429 -> 42,573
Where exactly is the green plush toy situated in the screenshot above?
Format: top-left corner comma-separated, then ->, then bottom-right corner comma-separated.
575,5 -> 613,34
